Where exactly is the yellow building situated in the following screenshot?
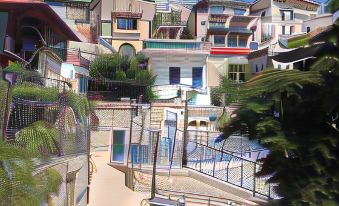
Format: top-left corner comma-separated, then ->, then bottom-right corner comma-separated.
90,0 -> 156,56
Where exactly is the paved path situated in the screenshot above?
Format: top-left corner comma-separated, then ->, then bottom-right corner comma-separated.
89,151 -> 148,206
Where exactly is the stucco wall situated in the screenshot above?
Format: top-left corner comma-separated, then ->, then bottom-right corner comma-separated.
145,50 -> 208,87
112,40 -> 143,53
302,15 -> 333,32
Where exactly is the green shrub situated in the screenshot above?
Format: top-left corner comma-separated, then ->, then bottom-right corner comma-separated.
16,121 -> 60,157
136,52 -> 147,63
115,70 -> 127,80
143,87 -> 158,102
135,70 -> 156,86
66,91 -> 90,118
216,113 -> 231,131
3,62 -> 26,74
12,83 -> 60,102
210,87 -> 223,106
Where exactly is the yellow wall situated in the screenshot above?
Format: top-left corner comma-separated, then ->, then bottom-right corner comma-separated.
111,18 -> 149,53
111,40 -> 143,53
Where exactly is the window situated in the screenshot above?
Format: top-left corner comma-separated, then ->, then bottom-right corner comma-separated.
210,6 -> 223,14
290,26 -> 294,35
228,34 -> 237,47
101,22 -> 112,36
192,67 -> 203,88
234,9 -> 246,15
169,67 -> 180,85
117,18 -> 137,30
306,26 -> 310,33
238,35 -> 248,47
201,21 -> 206,25
229,64 -> 246,82
261,11 -> 266,17
214,35 -> 225,46
280,10 -> 293,21
119,44 -> 135,57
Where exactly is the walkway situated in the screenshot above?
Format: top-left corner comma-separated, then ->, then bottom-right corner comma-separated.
89,150 -> 148,206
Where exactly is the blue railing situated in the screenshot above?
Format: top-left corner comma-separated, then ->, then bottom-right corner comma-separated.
144,40 -> 203,50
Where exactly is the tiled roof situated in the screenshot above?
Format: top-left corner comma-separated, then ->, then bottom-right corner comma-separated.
247,48 -> 268,59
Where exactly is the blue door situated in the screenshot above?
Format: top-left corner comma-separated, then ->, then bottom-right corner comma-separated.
169,67 -> 180,85
192,67 -> 203,88
112,130 -> 125,162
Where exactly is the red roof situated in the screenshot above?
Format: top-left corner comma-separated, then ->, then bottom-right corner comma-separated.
0,0 -> 80,42
210,47 -> 251,55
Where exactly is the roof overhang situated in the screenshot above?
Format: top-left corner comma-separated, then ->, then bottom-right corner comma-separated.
0,0 -> 81,42
210,47 -> 251,55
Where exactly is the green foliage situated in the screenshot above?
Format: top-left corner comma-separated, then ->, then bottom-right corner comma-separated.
0,80 -> 10,141
328,0 -> 339,13
89,53 -> 127,78
221,44 -> 339,205
217,112 -> 231,131
219,77 -> 240,105
288,35 -> 309,48
115,70 -> 127,80
66,91 -> 90,118
136,52 -> 147,63
0,142 -> 62,206
210,87 -> 223,106
180,27 -> 194,39
16,121 -> 60,157
2,62 -> 26,74
135,69 -> 157,86
12,82 -> 60,102
143,86 -> 158,102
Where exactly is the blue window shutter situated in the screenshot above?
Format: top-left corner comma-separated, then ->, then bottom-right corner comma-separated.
169,67 -> 180,85
192,67 -> 203,88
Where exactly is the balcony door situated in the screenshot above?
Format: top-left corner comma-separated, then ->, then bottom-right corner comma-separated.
192,67 -> 203,88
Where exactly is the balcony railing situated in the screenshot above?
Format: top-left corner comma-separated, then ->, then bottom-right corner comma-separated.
143,39 -> 203,50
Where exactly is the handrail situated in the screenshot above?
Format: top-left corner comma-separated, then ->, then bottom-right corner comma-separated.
161,189 -> 243,206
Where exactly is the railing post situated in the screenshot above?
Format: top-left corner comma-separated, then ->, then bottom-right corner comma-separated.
199,143 -> 202,172
151,131 -> 160,199
253,163 -> 256,197
212,150 -> 216,177
240,159 -> 244,187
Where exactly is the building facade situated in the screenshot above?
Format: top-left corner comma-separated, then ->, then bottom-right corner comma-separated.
90,0 -> 156,56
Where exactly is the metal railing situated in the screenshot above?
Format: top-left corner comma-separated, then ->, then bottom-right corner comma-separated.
144,39 -> 203,50
185,139 -> 278,199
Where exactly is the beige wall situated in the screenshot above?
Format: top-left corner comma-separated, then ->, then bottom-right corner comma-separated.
302,15 -> 333,32
207,56 -> 251,86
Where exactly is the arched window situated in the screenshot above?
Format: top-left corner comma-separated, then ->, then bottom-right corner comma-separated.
119,43 -> 135,57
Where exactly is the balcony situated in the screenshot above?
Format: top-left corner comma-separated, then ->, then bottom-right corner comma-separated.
143,39 -> 203,50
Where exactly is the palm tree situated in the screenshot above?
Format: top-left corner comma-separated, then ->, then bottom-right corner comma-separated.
0,142 -> 62,206
220,33 -> 339,205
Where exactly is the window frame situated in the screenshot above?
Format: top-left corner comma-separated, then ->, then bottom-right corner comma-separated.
229,64 -> 246,82
117,18 -> 137,30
